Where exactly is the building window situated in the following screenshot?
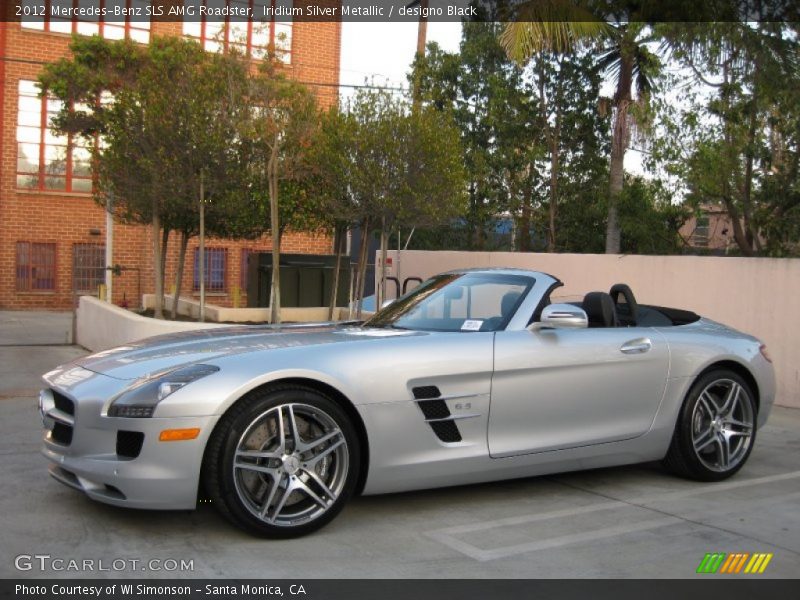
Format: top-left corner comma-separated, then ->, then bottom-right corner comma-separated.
16,80 -> 94,193
183,1 -> 293,63
16,242 -> 56,292
73,244 -> 106,293
693,216 -> 710,248
194,248 -> 228,292
20,0 -> 152,43
240,248 -> 253,291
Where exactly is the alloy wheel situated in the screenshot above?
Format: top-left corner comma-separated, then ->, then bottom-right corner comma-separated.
232,403 -> 349,527
690,379 -> 754,473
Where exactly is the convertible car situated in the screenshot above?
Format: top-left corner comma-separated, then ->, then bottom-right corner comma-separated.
40,269 -> 775,537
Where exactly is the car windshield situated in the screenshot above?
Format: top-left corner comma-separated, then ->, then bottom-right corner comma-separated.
364,273 -> 534,332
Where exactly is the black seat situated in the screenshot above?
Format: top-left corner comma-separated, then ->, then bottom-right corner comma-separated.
609,283 -> 639,326
582,292 -> 619,328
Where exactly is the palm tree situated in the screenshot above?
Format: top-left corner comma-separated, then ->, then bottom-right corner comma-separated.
501,3 -> 660,254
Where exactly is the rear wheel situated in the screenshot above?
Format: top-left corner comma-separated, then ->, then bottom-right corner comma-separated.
663,369 -> 756,481
203,385 -> 359,537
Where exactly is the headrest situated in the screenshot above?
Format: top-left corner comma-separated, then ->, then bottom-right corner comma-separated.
582,292 -> 618,328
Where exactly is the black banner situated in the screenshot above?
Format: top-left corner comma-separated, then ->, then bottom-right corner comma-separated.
1,579 -> 799,600
4,0 -> 800,24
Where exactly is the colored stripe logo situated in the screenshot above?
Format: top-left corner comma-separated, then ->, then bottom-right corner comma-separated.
697,552 -> 773,574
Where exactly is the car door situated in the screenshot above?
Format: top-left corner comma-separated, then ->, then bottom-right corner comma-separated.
488,326 -> 670,458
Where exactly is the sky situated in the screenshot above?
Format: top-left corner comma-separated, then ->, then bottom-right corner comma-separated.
339,21 -> 462,96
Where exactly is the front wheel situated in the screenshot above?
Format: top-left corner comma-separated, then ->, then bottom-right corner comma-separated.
663,370 -> 756,482
203,385 -> 360,537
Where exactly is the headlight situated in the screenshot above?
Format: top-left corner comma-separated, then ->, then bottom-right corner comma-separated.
107,364 -> 219,418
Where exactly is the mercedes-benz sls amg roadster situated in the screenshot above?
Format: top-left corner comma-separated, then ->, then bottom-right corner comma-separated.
40,269 -> 775,537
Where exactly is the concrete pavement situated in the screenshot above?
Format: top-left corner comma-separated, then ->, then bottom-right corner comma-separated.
0,341 -> 798,579
0,310 -> 73,346
0,311 -> 83,398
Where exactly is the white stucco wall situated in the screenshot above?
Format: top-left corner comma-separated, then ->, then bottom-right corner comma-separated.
76,296 -> 224,352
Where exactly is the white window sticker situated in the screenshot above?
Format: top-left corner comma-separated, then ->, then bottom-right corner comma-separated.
461,320 -> 483,331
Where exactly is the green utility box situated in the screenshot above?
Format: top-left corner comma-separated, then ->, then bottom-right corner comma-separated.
246,254 -> 351,309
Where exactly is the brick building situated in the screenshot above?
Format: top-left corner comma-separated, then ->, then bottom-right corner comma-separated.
0,1 -> 340,310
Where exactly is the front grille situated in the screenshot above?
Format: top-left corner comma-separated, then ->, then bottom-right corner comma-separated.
116,431 -> 145,459
52,390 -> 74,415
47,389 -> 75,446
51,422 -> 73,445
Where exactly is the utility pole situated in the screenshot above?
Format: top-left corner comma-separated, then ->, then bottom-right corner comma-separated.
416,0 -> 429,56
409,0 -> 429,105
199,170 -> 206,322
105,192 -> 114,303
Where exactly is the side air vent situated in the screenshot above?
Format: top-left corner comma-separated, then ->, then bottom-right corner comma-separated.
429,421 -> 462,443
413,387 -> 463,443
413,385 -> 441,400
417,399 -> 451,420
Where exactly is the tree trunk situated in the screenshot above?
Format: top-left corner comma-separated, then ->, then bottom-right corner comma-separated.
720,59 -> 754,257
606,54 -> 634,255
268,142 -> 281,324
722,196 -> 754,257
548,137 -> 560,252
171,231 -> 189,320
518,194 -> 531,252
152,210 -> 164,320
160,227 -> 170,312
377,217 -> 389,309
355,217 -> 370,319
328,223 -> 345,321
742,89 -> 762,253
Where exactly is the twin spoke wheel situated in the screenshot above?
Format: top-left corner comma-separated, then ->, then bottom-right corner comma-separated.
691,380 -> 754,473
233,403 -> 349,527
665,370 -> 757,482
204,387 -> 359,537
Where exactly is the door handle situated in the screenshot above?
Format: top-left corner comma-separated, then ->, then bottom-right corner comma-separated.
621,338 -> 652,354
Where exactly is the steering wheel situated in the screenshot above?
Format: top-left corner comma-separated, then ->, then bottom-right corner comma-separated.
609,283 -> 639,326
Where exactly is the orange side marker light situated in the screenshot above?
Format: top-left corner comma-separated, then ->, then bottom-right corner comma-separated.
159,428 -> 201,442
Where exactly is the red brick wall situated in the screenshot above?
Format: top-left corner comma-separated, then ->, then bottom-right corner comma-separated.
0,5 -> 341,310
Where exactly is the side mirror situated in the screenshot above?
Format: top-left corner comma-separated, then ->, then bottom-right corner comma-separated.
530,303 -> 589,331
380,298 -> 396,309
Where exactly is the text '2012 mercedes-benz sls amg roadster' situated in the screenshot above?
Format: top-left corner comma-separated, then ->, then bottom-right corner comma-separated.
40,269 -> 775,537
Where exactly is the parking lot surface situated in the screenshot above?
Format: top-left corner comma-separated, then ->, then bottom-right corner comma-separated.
1,333 -> 798,579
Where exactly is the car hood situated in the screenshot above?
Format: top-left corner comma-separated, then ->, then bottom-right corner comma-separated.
75,323 -> 420,380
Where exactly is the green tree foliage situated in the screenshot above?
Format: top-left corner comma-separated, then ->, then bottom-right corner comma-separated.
39,35 -> 263,318
501,1 -> 663,254
241,60 -> 322,323
413,11 -> 620,254
412,9 -> 535,250
662,19 -> 800,256
313,89 -> 466,314
529,50 -> 611,252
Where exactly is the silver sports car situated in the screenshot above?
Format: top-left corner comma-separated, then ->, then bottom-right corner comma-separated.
40,269 -> 775,537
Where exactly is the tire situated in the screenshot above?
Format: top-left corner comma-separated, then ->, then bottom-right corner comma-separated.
663,369 -> 757,482
202,385 -> 360,538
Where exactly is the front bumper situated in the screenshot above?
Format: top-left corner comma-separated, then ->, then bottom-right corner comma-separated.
42,415 -> 218,510
40,370 -> 220,510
